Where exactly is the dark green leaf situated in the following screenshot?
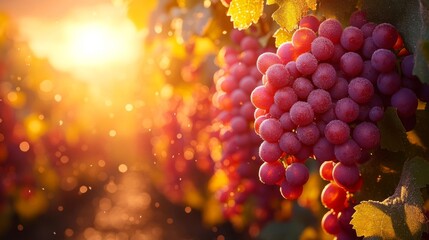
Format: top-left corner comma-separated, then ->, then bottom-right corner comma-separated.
316,0 -> 359,24
352,157 -> 429,239
378,107 -> 409,152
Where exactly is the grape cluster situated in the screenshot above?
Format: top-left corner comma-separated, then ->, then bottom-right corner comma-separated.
252,10 -> 427,239
212,29 -> 278,224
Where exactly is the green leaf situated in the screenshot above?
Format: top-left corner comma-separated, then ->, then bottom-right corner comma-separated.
352,157 -> 429,239
361,0 -> 429,83
378,107 -> 409,152
227,0 -> 265,30
414,107 -> 429,149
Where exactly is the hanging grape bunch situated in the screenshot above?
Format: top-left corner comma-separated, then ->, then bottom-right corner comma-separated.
211,29 -> 279,226
251,11 -> 428,239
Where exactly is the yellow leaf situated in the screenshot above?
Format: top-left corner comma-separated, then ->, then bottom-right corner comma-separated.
273,27 -> 293,47
271,0 -> 314,31
227,0 -> 265,30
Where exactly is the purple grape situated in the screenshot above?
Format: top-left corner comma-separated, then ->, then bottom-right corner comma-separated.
348,77 -> 374,104
353,121 -> 381,149
240,36 -> 261,51
259,141 -> 283,163
313,137 -> 335,162
322,211 -> 341,235
340,52 -> 363,77
372,23 -> 399,49
307,89 -> 332,114
329,77 -> 349,100
293,77 -> 314,100
259,161 -> 285,185
256,52 -> 282,74
285,61 -> 301,79
371,49 -> 397,73
361,22 -> 377,38
360,60 -> 379,83
231,116 -> 248,134
274,87 -> 298,111
259,118 -> 283,142
251,85 -> 274,110
332,162 -> 360,190
340,26 -> 364,51
369,106 -> 384,122
331,44 -> 346,64
280,179 -> 303,200
391,88 -> 418,118
324,120 -> 350,145
299,15 -> 320,32
334,139 -> 362,165
230,62 -> 249,79
361,37 -> 378,59
377,71 -> 401,95
285,163 -> 309,186
296,123 -> 320,146
312,63 -> 337,90
296,52 -> 318,76
289,101 -> 315,126
276,42 -> 296,64
230,89 -> 248,107
266,64 -> 293,89
401,54 -> 414,78
311,36 -> 335,61
240,102 -> 255,121
279,112 -> 296,131
239,75 -> 258,94
292,27 -> 317,53
279,132 -> 302,155
269,103 -> 284,119
335,98 -> 359,123
349,10 -> 368,28
319,18 -> 343,44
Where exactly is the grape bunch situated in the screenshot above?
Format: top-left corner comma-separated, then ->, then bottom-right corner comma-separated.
251,10 -> 428,239
211,29 -> 279,226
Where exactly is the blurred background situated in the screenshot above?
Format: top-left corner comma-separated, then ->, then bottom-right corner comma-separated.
0,1 -> 324,239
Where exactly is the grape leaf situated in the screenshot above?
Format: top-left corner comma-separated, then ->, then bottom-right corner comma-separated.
361,0 -> 429,83
377,107 -> 409,152
352,157 -> 429,239
273,27 -> 293,46
227,0 -> 265,30
268,0 -> 315,32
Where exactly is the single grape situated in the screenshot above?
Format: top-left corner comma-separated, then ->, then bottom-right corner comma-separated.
372,23 -> 399,49
299,15 -> 320,32
259,161 -> 285,185
269,103 -> 284,119
369,106 -> 384,122
280,179 -> 303,200
329,77 -> 349,100
296,123 -> 320,146
240,36 -> 261,51
251,85 -> 274,110
276,42 -> 296,64
285,61 -> 301,79
293,77 -> 314,100
319,160 -> 336,181
239,75 -> 258,95
307,89 -> 332,114
292,27 -> 317,53
361,22 -> 377,38
334,139 -> 362,165
256,52 -> 282,74
377,71 -> 401,95
335,98 -> 360,123
313,138 -> 335,163
279,112 -> 296,131
361,37 -> 378,59
371,49 -> 397,73
332,162 -> 360,190
259,141 -> 283,163
360,60 -> 379,84
311,36 -> 335,61
319,18 -> 343,44
349,10 -> 368,28
324,120 -> 350,145
391,87 -> 418,118
340,26 -> 364,52
312,63 -> 337,90
266,64 -> 293,89
285,162 -> 309,186
401,54 -> 414,78
259,118 -> 283,143
321,182 -> 347,211
353,121 -> 380,149
296,52 -> 318,76
230,116 -> 248,134
279,132 -> 302,155
340,52 -> 363,77
274,87 -> 298,111
289,101 -> 315,126
322,211 -> 341,235
230,89 -> 248,107
348,77 -> 374,104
